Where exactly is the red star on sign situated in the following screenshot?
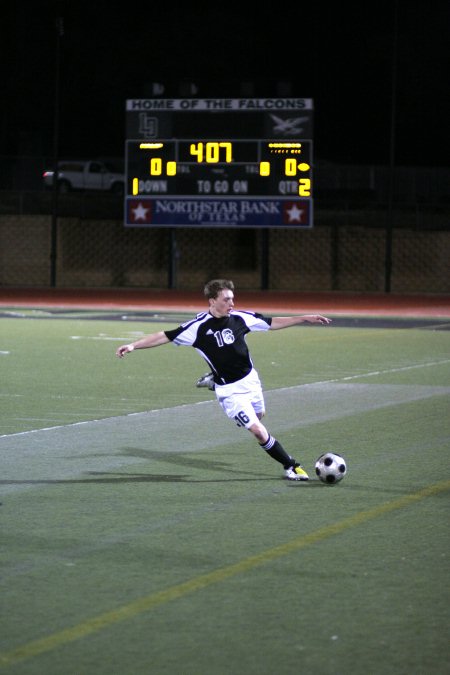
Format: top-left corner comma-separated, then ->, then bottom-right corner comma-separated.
283,202 -> 307,224
129,200 -> 152,224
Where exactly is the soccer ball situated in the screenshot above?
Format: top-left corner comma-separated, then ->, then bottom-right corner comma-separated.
315,452 -> 347,484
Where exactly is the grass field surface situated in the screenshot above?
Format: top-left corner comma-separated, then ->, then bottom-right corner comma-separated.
1,311 -> 449,674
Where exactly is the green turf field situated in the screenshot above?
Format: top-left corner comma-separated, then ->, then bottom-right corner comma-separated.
1,311 -> 449,674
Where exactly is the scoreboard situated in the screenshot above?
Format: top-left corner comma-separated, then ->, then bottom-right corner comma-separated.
125,98 -> 313,228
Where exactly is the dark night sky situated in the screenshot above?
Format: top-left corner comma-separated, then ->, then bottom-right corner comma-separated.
3,0 -> 449,167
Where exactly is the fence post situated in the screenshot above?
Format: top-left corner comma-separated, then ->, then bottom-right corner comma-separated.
168,228 -> 178,289
260,229 -> 269,289
384,0 -> 398,293
50,17 -> 64,287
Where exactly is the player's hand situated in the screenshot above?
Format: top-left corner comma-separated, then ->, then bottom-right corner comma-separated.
304,314 -> 332,325
116,344 -> 135,358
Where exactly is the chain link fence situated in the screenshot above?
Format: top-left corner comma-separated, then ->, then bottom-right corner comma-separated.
1,204 -> 448,293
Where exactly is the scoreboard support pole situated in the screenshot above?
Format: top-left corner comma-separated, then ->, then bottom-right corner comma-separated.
50,17 -> 64,287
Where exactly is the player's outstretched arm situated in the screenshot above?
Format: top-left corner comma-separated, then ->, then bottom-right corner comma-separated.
116,331 -> 170,358
270,314 -> 332,330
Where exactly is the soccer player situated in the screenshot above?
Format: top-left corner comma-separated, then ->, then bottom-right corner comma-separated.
116,279 -> 332,480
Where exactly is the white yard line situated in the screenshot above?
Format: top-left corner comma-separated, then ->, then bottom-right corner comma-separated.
1,358 -> 449,440
1,383 -> 449,494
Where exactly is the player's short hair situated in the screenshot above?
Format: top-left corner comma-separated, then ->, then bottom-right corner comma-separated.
203,279 -> 234,299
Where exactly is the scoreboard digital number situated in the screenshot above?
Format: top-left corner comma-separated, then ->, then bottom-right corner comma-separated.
125,98 -> 313,228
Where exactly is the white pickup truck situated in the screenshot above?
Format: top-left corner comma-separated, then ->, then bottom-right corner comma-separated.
43,160 -> 125,195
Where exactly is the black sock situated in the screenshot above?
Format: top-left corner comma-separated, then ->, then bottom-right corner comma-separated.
260,435 -> 295,469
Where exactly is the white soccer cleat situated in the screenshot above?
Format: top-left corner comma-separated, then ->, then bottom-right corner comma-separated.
196,372 -> 215,391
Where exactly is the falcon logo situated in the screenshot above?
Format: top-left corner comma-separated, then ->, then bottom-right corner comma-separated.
270,114 -> 309,136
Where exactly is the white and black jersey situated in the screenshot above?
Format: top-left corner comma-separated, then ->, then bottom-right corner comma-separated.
164,310 -> 272,385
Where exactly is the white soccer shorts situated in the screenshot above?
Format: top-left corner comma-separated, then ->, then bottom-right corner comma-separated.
215,368 -> 265,429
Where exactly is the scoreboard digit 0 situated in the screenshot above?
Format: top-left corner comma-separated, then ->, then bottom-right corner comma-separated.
125,98 -> 313,228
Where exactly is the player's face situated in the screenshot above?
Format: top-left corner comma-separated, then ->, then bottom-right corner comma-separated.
209,289 -> 234,318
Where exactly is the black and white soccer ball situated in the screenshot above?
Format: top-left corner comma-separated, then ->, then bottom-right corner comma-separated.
315,452 -> 347,484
